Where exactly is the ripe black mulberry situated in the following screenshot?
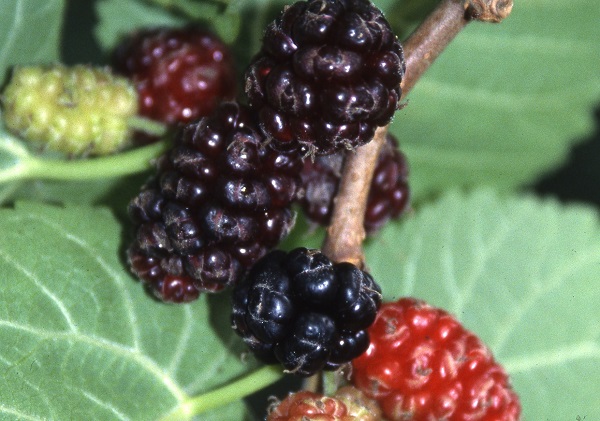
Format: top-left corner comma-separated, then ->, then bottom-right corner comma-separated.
245,0 -> 405,155
128,102 -> 302,303
231,247 -> 382,376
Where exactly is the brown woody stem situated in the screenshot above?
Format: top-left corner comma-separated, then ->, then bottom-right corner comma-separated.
321,127 -> 387,268
320,0 -> 513,268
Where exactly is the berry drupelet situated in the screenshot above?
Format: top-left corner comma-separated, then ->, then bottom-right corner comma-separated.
351,298 -> 521,421
231,247 -> 382,376
245,0 -> 405,155
299,133 -> 409,232
128,102 -> 303,303
113,26 -> 236,131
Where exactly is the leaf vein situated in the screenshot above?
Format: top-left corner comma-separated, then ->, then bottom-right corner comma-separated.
79,389 -> 132,421
0,404 -> 43,421
452,204 -> 514,316
30,213 -> 142,350
0,248 -> 78,333
0,320 -> 186,402
167,305 -> 193,377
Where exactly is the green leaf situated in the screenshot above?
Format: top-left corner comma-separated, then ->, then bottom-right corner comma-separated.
374,0 -> 439,38
365,189 -> 600,419
201,401 -> 248,420
95,0 -> 240,51
225,0 -> 289,67
94,0 -> 187,52
143,0 -> 241,43
0,202 -> 258,419
391,0 -> 600,201
278,207 -> 325,252
4,173 -> 151,220
0,0 -> 65,82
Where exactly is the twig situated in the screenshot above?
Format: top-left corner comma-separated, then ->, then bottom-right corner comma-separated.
321,127 -> 387,268
321,0 -> 513,268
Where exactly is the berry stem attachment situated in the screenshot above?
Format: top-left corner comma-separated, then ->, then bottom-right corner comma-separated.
321,0 -> 513,268
0,134 -> 169,183
158,365 -> 283,421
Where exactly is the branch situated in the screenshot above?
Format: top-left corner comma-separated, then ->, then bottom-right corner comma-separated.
321,0 -> 513,268
321,127 -> 387,268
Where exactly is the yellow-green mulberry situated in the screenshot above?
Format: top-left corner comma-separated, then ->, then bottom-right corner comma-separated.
1,64 -> 138,155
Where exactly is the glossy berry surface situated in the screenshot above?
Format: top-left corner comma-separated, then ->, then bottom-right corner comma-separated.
128,102 -> 302,303
245,0 -> 404,155
1,64 -> 137,155
113,27 -> 236,130
351,298 -> 521,421
299,133 -> 409,232
267,386 -> 382,421
231,248 -> 382,376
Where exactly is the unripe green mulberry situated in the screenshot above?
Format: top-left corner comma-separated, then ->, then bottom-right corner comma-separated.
1,64 -> 138,155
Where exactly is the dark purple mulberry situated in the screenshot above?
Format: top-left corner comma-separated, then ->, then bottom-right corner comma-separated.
128,102 -> 302,303
299,133 -> 409,233
231,247 -> 382,376
246,0 -> 405,155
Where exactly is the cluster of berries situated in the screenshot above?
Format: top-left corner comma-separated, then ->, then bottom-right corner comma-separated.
0,0 -> 521,418
267,298 -> 521,420
0,1 -> 409,304
124,0 -> 408,304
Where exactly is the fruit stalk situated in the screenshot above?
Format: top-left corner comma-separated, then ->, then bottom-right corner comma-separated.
0,136 -> 169,182
321,0 -> 513,268
158,365 -> 283,421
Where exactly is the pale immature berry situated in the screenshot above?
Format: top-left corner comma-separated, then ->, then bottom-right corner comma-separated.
1,64 -> 138,155
267,386 -> 382,421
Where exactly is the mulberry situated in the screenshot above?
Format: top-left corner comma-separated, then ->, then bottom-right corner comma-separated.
232,247 -> 382,376
113,26 -> 236,142
299,133 -> 409,232
128,102 -> 302,302
245,0 -> 404,155
1,64 -> 137,155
